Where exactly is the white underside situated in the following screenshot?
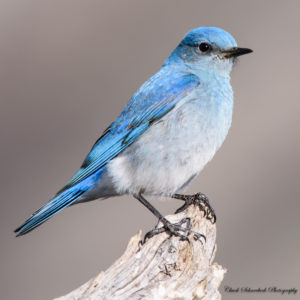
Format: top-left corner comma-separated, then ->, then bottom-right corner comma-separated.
106,94 -> 233,196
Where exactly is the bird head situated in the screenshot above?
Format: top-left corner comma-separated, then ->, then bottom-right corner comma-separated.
165,27 -> 252,76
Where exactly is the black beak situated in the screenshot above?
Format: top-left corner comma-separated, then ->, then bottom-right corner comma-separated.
222,47 -> 253,59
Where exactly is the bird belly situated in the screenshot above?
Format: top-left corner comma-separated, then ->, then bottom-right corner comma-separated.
107,97 -> 233,196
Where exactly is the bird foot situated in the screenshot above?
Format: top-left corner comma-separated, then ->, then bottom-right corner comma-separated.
139,217 -> 206,246
173,192 -> 216,224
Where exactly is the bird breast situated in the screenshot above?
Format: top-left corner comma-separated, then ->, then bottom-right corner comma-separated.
108,81 -> 233,196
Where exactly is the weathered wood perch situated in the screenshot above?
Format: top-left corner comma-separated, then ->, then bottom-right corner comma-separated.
55,205 -> 226,300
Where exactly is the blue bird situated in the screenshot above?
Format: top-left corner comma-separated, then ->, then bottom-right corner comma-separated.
15,27 -> 252,240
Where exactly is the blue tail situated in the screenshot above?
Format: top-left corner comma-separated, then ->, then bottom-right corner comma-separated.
14,187 -> 87,236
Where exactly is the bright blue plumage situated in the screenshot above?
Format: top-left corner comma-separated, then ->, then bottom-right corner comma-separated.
15,27 -> 252,236
15,187 -> 86,236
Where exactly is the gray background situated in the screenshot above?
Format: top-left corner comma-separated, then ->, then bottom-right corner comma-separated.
1,1 -> 299,299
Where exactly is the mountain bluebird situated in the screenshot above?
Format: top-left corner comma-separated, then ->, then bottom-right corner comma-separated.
15,27 -> 252,240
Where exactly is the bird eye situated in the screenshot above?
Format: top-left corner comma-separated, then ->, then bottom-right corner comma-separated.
199,42 -> 211,53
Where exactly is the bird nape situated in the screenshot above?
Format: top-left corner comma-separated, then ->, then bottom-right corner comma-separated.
15,27 -> 252,241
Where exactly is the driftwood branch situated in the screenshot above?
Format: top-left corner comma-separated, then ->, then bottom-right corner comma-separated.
55,205 -> 226,300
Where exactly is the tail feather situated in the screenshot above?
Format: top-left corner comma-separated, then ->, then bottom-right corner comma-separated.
14,188 -> 86,236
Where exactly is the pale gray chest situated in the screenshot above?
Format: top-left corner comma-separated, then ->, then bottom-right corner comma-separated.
107,81 -> 233,196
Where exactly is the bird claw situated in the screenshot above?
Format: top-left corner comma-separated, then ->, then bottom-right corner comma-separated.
193,232 -> 206,244
139,217 -> 206,246
173,192 -> 216,224
140,217 -> 190,245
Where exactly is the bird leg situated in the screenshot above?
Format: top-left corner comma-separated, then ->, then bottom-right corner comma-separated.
172,192 -> 216,224
134,193 -> 205,245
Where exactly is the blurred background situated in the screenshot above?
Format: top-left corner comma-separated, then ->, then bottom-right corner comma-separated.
1,1 -> 299,299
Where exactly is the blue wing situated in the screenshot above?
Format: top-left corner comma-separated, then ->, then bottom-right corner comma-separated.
58,70 -> 200,194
